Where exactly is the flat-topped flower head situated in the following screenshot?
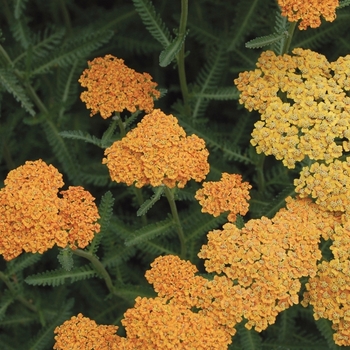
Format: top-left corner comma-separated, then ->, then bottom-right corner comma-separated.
79,54 -> 160,118
0,160 -> 100,260
302,259 -> 350,346
122,296 -> 232,349
195,173 -> 251,222
234,49 -> 350,168
103,109 -> 209,188
277,0 -> 339,30
198,196 -> 339,331
54,313 -> 123,350
295,158 -> 350,213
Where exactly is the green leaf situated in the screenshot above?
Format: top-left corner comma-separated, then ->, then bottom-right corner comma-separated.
137,186 -> 164,216
59,130 -> 102,147
132,0 -> 172,47
57,247 -> 74,271
125,217 -> 174,246
339,0 -> 350,9
192,86 -> 240,100
6,253 -> 42,275
159,32 -> 187,67
0,69 -> 35,116
0,291 -> 14,322
101,119 -> 118,148
25,266 -> 97,287
245,32 -> 288,49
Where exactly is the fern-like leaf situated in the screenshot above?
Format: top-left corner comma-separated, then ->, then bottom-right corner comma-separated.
315,318 -> 338,350
245,32 -> 288,49
192,86 -> 240,100
6,253 -> 42,276
273,11 -> 289,55
57,247 -> 74,271
0,290 -> 15,322
0,69 -> 35,116
339,0 -> 350,9
59,130 -> 102,147
237,323 -> 262,350
13,0 -> 29,19
101,119 -> 118,148
25,266 -> 97,287
137,186 -> 164,216
88,191 -> 115,255
159,31 -> 188,67
125,217 -> 174,246
132,0 -> 172,48
114,283 -> 156,302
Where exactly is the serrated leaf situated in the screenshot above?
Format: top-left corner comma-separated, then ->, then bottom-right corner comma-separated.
6,253 -> 42,275
159,32 -> 187,67
0,69 -> 35,116
245,32 -> 288,49
137,186 -> 164,216
57,248 -> 74,271
59,130 -> 102,147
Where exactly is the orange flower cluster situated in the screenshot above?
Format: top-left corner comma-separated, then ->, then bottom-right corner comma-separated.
122,296 -> 232,349
79,54 -> 160,118
0,160 -> 100,260
195,173 -> 251,222
277,0 -> 339,29
234,49 -> 350,168
54,313 -> 124,350
103,109 -> 210,188
198,196 -> 339,331
295,158 -> 350,213
302,259 -> 350,346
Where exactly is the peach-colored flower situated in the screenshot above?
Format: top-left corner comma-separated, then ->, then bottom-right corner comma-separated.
277,0 -> 339,30
79,54 -> 160,118
195,173 -> 251,222
103,109 -> 209,188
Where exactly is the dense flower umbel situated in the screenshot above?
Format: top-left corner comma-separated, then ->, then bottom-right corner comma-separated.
103,109 -> 210,188
122,296 -> 232,349
295,158 -> 350,213
0,160 -> 100,260
198,197 -> 339,331
277,0 -> 339,30
234,49 -> 350,168
79,54 -> 160,118
195,173 -> 251,222
302,259 -> 350,346
53,313 -> 124,350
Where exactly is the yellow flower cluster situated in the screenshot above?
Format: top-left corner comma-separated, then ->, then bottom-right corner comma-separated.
0,160 -> 100,260
302,259 -> 350,346
234,49 -> 350,168
54,313 -> 124,350
103,109 -> 210,188
79,54 -> 160,118
195,173 -> 251,222
198,196 -> 339,331
277,0 -> 339,29
295,158 -> 350,213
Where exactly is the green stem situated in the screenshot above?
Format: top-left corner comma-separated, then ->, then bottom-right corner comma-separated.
0,271 -> 37,313
134,186 -> 148,225
281,22 -> 297,55
164,187 -> 186,259
72,249 -> 115,295
176,0 -> 190,113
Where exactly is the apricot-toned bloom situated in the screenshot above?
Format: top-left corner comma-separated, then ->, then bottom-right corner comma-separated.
277,0 -> 339,29
79,54 -> 160,118
53,313 -> 124,350
59,186 -> 101,249
0,160 -> 100,261
195,173 -> 251,222
295,158 -> 350,213
122,296 -> 232,349
198,196 -> 339,331
103,109 -> 209,188
302,259 -> 350,346
234,49 -> 350,168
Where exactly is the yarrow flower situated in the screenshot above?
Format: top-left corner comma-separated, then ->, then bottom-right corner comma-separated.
234,49 -> 350,168
53,313 -> 124,350
277,0 -> 339,30
302,259 -> 350,346
0,160 -> 100,261
195,173 -> 251,222
103,109 -> 210,188
198,196 -> 339,331
295,158 -> 350,213
79,54 -> 160,118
